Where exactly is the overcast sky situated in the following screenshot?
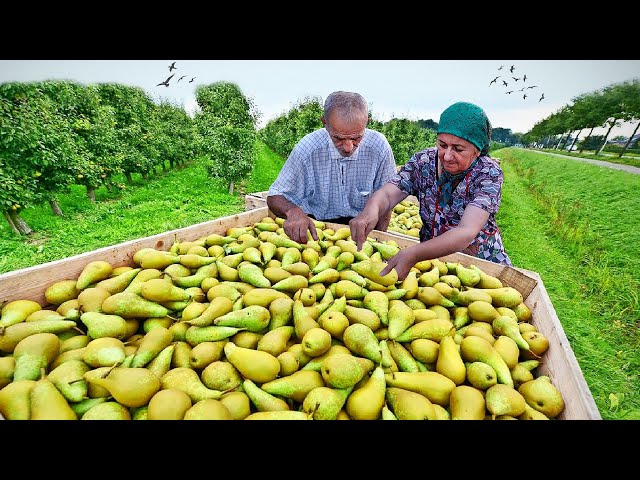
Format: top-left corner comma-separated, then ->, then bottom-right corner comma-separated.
2,60 -> 639,138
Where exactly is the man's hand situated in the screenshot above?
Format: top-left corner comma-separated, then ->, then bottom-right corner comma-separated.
379,247 -> 417,282
283,209 -> 318,245
349,211 -> 379,251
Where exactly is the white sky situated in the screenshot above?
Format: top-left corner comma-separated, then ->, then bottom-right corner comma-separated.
1,60 -> 639,138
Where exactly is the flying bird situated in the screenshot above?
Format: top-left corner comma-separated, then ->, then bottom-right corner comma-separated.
177,75 -> 187,83
512,77 -> 520,82
527,85 -> 538,89
189,77 -> 196,83
523,94 -> 528,100
498,65 -> 504,71
510,65 -> 515,73
539,93 -> 545,102
490,76 -> 499,85
523,74 -> 527,82
502,80 -> 508,87
169,62 -> 177,72
156,73 -> 175,87
506,91 -> 513,94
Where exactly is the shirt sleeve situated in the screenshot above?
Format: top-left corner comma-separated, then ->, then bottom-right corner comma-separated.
467,161 -> 504,215
389,151 -> 422,197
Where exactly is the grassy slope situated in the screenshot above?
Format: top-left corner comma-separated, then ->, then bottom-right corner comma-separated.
497,147 -> 640,419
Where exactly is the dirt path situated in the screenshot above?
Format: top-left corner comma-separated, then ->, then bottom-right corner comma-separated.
527,149 -> 640,175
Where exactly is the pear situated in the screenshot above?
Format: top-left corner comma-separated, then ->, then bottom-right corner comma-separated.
230,331 -> 263,349
69,397 -> 109,418
342,323 -> 382,364
466,361 -> 498,390
84,366 -> 160,407
303,385 -> 353,420
318,311 -> 350,341
385,386 -> 436,420
224,342 -> 280,383
485,383 -> 526,418
432,404 -> 451,420
257,326 -> 295,357
242,378 -> 290,412
95,268 -> 143,295
449,385 -> 486,420
300,344 -> 351,372
469,264 -> 503,289
184,297 -> 234,327
76,260 -> 113,291
123,268 -> 163,294
455,264 -> 481,287
44,279 -> 81,306
384,371 -> 456,407
190,341 -> 225,370
131,326 -> 173,368
80,311 -> 128,340
100,292 -> 169,319
435,335 -> 466,385
350,260 -> 398,286
521,331 -> 550,359
160,367 -> 225,403
263,267 -> 292,284
293,299 -> 320,340
243,288 -> 290,308
0,379 -> 37,420
345,366 -> 386,420
218,391 -> 251,420
183,399 -> 234,420
321,354 -> 374,389
12,332 -> 60,381
200,360 -> 242,391
136,250 -> 180,270
0,356 -> 15,389
79,401 -> 130,420
140,278 -> 190,303
417,287 -> 455,308
413,309 -> 439,322
381,403 -> 398,420
449,288 -> 493,306
268,297 -> 294,331
513,303 -> 532,322
518,375 -> 565,418
171,342 -> 192,369
492,335 -> 520,369
173,263 -> 219,289
213,305 -> 271,332
460,335 -> 513,387
82,337 -> 126,368
468,286 -> 523,308
308,268 -> 340,285
301,327 -> 332,357
146,344 -> 176,379
277,351 -> 300,376
387,300 -> 415,340
25,310 -> 66,323
386,340 -> 420,372
394,318 -> 455,343
399,271 -> 419,300
30,376 -> 78,420
492,315 -> 530,351
467,301 -> 501,323
362,290 -> 389,327
409,338 -> 439,364
0,319 -> 76,354
0,299 -> 42,328
260,370 -> 325,403
418,266 -> 440,287
147,389 -> 193,420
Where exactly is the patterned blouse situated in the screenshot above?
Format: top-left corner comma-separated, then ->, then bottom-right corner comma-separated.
389,147 -> 512,265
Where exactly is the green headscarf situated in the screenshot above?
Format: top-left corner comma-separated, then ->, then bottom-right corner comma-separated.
437,102 -> 492,156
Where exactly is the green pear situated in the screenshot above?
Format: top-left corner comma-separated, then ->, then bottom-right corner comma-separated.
80,401 -> 130,420
131,326 -> 173,368
469,265 -> 503,289
136,250 -> 180,270
183,399 -> 234,420
455,264 -> 481,287
293,299 -> 320,340
185,325 -> 245,345
84,366 -> 160,408
184,297 -> 234,328
466,361 -> 498,390
417,287 -> 455,308
436,335 -> 466,385
418,266 -> 440,287
76,260 -> 113,291
449,288 -> 493,306
381,403 -> 398,420
77,287 -> 112,314
260,370 -> 325,404
460,335 -> 514,387
69,397 -> 109,417
46,359 -> 90,403
30,376 -> 78,420
80,311 -> 128,340
44,279 -> 81,306
257,326 -> 295,357
95,268 -> 143,295
161,368 -> 223,403
409,338 -> 439,364
342,323 -> 382,364
82,337 -> 126,368
100,292 -> 169,319
219,391 -> 251,420
242,378 -> 290,412
303,385 -> 353,420
300,344 -> 351,372
223,342 -> 280,383
363,291 -> 390,326
245,410 -> 310,420
301,327 -> 332,357
345,366 -> 386,420
467,286 -> 523,308
189,341 -> 225,370
12,332 -> 60,381
147,388 -> 193,420
267,297 -> 294,331
384,371 -> 456,407
394,317 -> 455,343
0,299 -> 42,328
485,383 -> 526,418
320,354 -> 374,389
213,305 -> 271,332
449,385 -> 486,420
518,375 -> 565,418
0,379 -> 36,420
140,278 -> 190,303
0,356 -> 16,389
386,340 -> 420,373
493,335 -> 520,370
386,300 -> 415,340
385,386 -> 436,420
519,402 -> 550,420
492,315 -> 530,350
200,360 -> 242,391
0,320 -> 76,354
351,260 -> 398,287
467,300 -> 501,323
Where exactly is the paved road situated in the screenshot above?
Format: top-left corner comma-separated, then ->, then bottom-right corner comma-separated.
526,149 -> 640,175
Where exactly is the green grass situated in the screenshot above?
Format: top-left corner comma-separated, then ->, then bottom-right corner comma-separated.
2,141 -> 639,419
496,147 -> 640,419
534,147 -> 640,168
0,141 -> 281,274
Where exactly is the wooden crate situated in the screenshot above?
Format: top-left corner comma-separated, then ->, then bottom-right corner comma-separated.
0,207 -> 601,420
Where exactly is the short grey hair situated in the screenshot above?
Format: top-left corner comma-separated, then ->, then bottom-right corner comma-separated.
323,91 -> 368,123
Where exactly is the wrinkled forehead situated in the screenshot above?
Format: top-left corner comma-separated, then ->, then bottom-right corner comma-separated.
326,111 -> 367,134
436,132 -> 477,150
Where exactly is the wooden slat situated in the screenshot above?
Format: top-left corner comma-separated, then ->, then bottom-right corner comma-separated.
0,205 -> 601,419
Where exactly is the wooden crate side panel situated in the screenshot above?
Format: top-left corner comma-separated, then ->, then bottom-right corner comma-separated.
0,208 -> 271,306
244,195 -> 267,211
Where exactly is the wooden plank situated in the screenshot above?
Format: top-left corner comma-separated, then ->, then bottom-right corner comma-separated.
0,205 -> 600,419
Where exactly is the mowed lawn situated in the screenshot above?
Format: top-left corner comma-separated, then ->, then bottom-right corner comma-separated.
1,142 -> 638,419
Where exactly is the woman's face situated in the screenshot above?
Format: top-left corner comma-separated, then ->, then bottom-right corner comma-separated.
437,133 -> 480,175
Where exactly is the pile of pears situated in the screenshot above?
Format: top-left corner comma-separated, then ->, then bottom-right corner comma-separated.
389,200 -> 421,238
0,215 -> 565,420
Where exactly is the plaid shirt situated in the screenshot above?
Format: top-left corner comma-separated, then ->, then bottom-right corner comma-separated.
268,128 -> 397,221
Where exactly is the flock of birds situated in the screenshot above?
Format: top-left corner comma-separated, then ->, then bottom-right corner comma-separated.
156,62 -> 196,87
489,65 -> 544,102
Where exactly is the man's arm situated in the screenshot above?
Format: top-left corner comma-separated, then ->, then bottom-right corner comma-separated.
266,194 -> 318,244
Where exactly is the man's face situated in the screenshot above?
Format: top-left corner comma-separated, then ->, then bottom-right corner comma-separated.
323,113 -> 367,157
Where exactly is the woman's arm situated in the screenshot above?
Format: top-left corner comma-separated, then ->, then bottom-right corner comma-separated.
380,204 -> 490,280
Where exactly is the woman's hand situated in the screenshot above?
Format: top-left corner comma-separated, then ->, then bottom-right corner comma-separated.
379,247 -> 418,282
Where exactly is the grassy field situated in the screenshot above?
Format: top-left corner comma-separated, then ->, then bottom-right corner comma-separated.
534,147 -> 640,168
1,141 -> 638,419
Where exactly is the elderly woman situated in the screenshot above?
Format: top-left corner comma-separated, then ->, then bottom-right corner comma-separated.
349,101 -> 511,281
